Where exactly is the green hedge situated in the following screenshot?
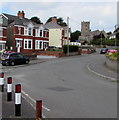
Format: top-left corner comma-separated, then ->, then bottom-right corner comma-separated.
63,45 -> 79,54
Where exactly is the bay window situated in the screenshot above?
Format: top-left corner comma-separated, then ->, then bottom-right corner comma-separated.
24,39 -> 32,49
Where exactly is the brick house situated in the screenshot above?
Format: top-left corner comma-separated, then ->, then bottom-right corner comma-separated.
0,11 -> 49,54
44,17 -> 70,48
0,26 -> 7,50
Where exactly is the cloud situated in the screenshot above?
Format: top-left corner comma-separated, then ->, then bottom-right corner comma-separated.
1,2 -> 117,32
101,5 -> 115,16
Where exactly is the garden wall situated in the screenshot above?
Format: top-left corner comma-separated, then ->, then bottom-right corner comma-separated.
105,56 -> 119,71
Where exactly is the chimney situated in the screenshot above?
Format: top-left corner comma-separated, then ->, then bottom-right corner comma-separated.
17,11 -> 25,18
51,17 -> 57,22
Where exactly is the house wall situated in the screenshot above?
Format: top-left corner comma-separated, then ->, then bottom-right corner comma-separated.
6,25 -> 14,50
49,29 -> 62,48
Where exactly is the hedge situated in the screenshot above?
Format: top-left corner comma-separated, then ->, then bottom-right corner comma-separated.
63,45 -> 79,54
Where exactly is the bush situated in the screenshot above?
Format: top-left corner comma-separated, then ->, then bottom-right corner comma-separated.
63,45 -> 79,54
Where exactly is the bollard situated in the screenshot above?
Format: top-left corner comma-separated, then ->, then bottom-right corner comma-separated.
7,77 -> 12,101
15,84 -> 21,116
0,72 -> 5,92
36,100 -> 42,120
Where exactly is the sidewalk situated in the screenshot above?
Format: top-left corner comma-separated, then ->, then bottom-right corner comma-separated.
87,59 -> 118,81
1,89 -> 35,120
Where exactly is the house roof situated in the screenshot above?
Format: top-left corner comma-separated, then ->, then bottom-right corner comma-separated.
44,21 -> 63,29
2,13 -> 36,26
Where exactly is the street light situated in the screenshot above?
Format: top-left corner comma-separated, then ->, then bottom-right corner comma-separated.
114,25 -> 119,47
67,17 -> 69,56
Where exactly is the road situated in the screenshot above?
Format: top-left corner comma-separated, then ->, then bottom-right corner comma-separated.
2,52 -> 117,118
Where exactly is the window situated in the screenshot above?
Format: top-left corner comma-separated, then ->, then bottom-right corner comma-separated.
18,27 -> 21,34
0,16 -> 3,24
0,43 -> 5,50
16,40 -> 22,47
40,30 -> 42,37
0,28 -> 2,36
35,40 -> 43,49
28,28 -> 32,35
24,39 -> 32,49
24,27 -> 28,35
35,29 -> 39,37
43,42 -> 48,49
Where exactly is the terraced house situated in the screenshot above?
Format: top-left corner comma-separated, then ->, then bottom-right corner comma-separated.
0,15 -> 7,50
0,11 -> 49,54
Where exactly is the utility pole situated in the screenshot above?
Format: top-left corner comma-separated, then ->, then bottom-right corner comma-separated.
115,25 -> 117,47
67,17 -> 69,56
101,31 -> 102,48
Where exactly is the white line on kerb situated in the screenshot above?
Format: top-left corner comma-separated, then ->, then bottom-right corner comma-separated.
22,91 -> 51,112
87,64 -> 118,82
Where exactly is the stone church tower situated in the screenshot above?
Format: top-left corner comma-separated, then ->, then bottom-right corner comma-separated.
81,21 -> 90,36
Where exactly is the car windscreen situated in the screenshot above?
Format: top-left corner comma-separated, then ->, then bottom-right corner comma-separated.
2,54 -> 9,59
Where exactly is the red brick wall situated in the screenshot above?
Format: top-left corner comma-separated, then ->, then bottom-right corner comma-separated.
37,51 -> 65,57
3,28 -> 7,36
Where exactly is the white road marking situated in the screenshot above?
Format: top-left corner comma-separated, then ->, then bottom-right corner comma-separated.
22,91 -> 51,112
87,64 -> 118,82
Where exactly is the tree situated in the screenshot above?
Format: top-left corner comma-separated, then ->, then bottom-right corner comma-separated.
30,17 -> 42,24
107,32 -> 112,35
71,30 -> 81,42
46,16 -> 67,26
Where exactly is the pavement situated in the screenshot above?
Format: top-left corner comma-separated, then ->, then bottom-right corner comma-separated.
87,58 -> 118,82
1,88 -> 35,120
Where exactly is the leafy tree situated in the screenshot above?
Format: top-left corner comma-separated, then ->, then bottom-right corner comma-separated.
114,27 -> 119,33
30,17 -> 42,24
71,30 -> 81,42
107,32 -> 112,35
46,16 -> 67,26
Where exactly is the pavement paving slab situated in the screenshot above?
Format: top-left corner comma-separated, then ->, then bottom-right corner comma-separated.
1,89 -> 35,120
88,58 -> 118,81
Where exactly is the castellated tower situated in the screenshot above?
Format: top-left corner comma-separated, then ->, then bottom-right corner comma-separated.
81,21 -> 90,36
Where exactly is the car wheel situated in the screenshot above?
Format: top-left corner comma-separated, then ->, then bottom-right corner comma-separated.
11,61 -> 15,66
2,64 -> 6,66
26,60 -> 29,64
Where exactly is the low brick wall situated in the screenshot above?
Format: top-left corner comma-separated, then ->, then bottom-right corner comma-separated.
80,49 -> 96,54
105,56 -> 119,71
36,51 -> 65,57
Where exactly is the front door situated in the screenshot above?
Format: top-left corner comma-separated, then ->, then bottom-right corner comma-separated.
16,40 -> 22,53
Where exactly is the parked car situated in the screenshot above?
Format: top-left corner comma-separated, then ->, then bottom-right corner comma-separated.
100,48 -> 108,54
46,46 -> 57,51
1,52 -> 30,66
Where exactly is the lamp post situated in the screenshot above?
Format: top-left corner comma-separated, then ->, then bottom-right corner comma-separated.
114,25 -> 118,47
67,17 -> 69,56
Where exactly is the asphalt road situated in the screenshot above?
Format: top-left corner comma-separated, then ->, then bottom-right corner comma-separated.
2,52 -> 117,118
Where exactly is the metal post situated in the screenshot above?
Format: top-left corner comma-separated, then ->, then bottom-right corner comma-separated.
36,100 -> 42,120
15,84 -> 21,116
7,77 -> 12,101
0,72 -> 5,92
67,17 -> 69,56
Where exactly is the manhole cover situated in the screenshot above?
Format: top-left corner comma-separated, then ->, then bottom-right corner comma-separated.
48,86 -> 73,92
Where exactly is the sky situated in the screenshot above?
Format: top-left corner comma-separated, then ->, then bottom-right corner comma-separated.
0,0 -> 118,32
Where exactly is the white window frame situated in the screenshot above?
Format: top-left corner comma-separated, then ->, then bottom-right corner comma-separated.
24,27 -> 33,36
24,27 -> 28,35
24,39 -> 32,49
28,28 -> 32,36
0,28 -> 3,37
35,40 -> 43,50
0,43 -> 5,50
40,30 -> 43,37
35,29 -> 39,37
18,27 -> 21,35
